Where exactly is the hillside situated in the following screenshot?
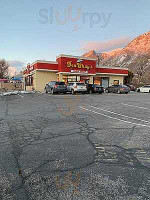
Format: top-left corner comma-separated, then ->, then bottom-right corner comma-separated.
83,31 -> 150,84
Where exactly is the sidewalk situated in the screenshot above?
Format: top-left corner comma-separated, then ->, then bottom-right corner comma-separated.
0,90 -> 36,96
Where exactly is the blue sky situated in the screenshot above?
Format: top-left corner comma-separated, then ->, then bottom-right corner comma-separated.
0,0 -> 150,70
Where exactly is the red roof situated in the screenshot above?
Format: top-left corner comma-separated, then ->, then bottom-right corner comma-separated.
0,79 -> 9,82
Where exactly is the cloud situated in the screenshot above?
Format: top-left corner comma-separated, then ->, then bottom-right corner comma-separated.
8,60 -> 25,71
81,36 -> 133,52
7,60 -> 25,77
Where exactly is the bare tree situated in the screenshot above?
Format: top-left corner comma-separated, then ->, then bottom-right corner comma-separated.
133,55 -> 150,84
0,59 -> 9,79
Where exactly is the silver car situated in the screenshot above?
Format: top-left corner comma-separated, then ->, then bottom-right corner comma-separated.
67,82 -> 87,95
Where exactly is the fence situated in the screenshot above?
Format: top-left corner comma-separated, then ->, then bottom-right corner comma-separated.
0,82 -> 24,92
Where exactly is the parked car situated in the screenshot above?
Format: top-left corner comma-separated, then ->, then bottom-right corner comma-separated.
137,85 -> 150,93
45,81 -> 67,94
126,84 -> 136,91
86,84 -> 104,94
67,82 -> 74,93
67,82 -> 87,94
105,85 -> 130,94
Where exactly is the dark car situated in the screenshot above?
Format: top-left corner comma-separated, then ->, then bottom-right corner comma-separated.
126,84 -> 136,91
45,81 -> 67,94
105,85 -> 130,94
86,84 -> 104,94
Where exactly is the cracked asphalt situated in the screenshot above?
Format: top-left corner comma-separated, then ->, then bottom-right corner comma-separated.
0,92 -> 150,199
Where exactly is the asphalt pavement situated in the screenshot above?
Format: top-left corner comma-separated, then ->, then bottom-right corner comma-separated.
0,92 -> 150,199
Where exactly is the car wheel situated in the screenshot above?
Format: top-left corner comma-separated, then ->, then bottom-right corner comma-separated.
125,92 -> 128,94
89,90 -> 92,94
72,90 -> 75,95
105,89 -> 109,93
45,88 -> 48,93
137,89 -> 140,92
51,89 -> 54,95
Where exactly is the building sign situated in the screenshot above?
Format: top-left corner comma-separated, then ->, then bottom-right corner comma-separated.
71,70 -> 88,74
30,66 -> 34,71
66,61 -> 92,70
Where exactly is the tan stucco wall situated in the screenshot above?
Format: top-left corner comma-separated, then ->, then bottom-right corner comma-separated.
33,72 -> 36,89
24,71 -> 125,92
0,83 -> 23,91
109,75 -> 124,86
95,74 -> 125,86
35,71 -> 57,92
26,86 -> 33,91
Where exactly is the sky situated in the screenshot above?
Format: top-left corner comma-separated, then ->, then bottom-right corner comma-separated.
0,0 -> 150,72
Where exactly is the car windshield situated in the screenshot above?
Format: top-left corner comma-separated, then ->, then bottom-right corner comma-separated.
76,83 -> 85,86
56,82 -> 65,85
143,85 -> 150,88
68,83 -> 74,86
120,85 -> 128,88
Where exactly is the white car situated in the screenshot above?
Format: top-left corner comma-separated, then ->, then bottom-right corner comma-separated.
137,85 -> 150,93
67,82 -> 87,95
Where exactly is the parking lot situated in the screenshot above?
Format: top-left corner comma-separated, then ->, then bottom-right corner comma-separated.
0,92 -> 150,199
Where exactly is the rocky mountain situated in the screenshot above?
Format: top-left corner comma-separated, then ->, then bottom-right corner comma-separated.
82,49 -> 123,60
82,50 -> 97,59
83,31 -> 150,83
8,66 -> 17,77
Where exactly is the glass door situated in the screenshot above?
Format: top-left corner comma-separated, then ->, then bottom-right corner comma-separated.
102,77 -> 109,88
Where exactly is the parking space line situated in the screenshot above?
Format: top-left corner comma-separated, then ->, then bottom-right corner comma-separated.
121,103 -> 150,111
80,106 -> 150,128
85,105 -> 150,124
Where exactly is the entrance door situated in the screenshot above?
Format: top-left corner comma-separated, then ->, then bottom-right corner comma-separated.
102,77 -> 109,88
80,76 -> 90,84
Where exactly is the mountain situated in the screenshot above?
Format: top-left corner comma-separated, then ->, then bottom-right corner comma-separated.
124,32 -> 150,54
82,50 -> 98,59
83,31 -> 150,84
8,66 -> 17,77
83,48 -> 123,60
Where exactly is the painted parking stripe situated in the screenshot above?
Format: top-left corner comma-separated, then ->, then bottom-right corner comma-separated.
85,105 -> 150,124
121,103 -> 150,111
80,106 -> 150,128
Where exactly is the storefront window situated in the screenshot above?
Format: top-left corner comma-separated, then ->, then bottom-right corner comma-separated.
94,77 -> 101,85
63,75 -> 79,83
80,76 -> 90,84
62,76 -> 68,83
114,80 -> 119,85
77,76 -> 80,82
68,76 -> 77,82
25,75 -> 33,86
101,77 -> 109,88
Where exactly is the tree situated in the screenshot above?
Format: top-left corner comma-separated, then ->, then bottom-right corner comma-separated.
124,70 -> 134,84
0,59 -> 9,79
134,55 -> 150,84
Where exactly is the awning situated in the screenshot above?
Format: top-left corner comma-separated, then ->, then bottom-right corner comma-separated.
0,79 -> 9,82
11,78 -> 22,81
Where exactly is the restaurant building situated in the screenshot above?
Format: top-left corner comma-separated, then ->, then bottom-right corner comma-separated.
23,54 -> 128,92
